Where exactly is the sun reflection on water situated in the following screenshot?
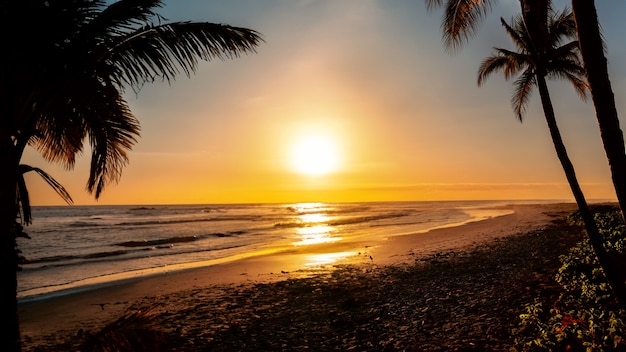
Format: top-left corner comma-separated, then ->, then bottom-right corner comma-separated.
286,203 -> 355,266
288,202 -> 341,246
299,213 -> 328,224
289,202 -> 326,213
294,225 -> 340,245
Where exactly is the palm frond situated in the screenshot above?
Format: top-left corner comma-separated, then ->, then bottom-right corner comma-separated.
546,63 -> 589,100
425,0 -> 444,11
31,69 -> 140,198
107,22 -> 262,90
20,165 -> 74,205
478,7 -> 585,122
497,48 -> 532,79
91,0 -> 163,35
82,84 -> 140,198
500,16 -> 530,54
512,69 -> 536,122
547,8 -> 576,47
31,91 -> 88,170
16,172 -> 31,225
549,41 -> 582,63
429,0 -> 497,52
18,165 -> 74,224
11,0 -> 262,204
477,55 -> 510,85
477,48 -> 530,85
558,72 -> 589,100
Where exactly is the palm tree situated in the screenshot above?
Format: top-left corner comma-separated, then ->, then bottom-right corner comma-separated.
477,8 -> 626,307
0,0 -> 262,350
426,0 -> 626,224
570,0 -> 626,223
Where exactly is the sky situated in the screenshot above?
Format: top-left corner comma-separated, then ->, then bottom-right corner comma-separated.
23,0 -> 626,205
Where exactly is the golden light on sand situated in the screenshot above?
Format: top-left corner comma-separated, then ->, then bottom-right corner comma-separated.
305,251 -> 358,266
289,135 -> 340,176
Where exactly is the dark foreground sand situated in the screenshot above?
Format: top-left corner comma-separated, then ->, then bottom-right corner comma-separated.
19,202 -> 585,351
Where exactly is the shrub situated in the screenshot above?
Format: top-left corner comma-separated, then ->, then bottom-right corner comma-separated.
512,207 -> 626,351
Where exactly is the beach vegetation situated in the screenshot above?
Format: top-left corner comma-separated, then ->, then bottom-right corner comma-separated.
0,0 -> 261,350
512,207 -> 626,351
427,0 -> 626,308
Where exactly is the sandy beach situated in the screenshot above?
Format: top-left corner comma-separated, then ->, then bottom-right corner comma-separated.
18,202 -> 583,351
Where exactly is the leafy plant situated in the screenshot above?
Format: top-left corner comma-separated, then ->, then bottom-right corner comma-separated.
512,206 -> 626,351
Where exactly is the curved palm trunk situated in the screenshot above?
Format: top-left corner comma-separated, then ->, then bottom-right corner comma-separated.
571,0 -> 626,225
536,76 -> 626,308
0,133 -> 21,351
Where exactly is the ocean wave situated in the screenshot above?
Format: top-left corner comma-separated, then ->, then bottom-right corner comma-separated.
21,254 -> 81,265
273,221 -> 303,228
21,243 -> 249,272
329,212 -> 411,226
326,206 -> 372,215
115,215 -> 262,227
116,235 -> 198,248
129,207 -> 157,211
21,249 -> 132,265
369,220 -> 428,228
83,250 -> 130,259
285,204 -> 371,215
273,212 -> 411,228
200,207 -> 226,213
68,221 -> 105,228
210,233 -> 232,238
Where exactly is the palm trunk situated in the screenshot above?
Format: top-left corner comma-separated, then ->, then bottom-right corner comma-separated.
519,0 -> 549,52
0,132 -> 21,352
537,76 -> 626,308
571,0 -> 626,225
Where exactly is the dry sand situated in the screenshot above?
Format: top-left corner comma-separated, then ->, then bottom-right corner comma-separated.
18,202 -> 580,350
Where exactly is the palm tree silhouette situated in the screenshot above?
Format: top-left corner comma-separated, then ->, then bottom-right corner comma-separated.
0,1 -> 262,350
477,8 -> 626,308
426,0 -> 626,227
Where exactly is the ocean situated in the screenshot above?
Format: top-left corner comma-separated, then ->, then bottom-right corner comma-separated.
16,200 -> 524,302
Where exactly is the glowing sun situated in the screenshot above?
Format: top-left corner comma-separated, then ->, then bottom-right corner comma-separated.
290,135 -> 340,176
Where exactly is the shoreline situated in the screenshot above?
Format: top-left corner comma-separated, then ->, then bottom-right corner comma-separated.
17,202 -> 516,303
18,202 -> 580,350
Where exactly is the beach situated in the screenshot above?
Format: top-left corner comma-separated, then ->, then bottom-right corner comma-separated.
18,202 -> 584,351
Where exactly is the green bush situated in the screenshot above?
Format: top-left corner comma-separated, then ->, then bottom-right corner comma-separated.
512,207 -> 626,351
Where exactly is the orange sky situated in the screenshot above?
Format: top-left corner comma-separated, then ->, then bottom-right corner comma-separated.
23,0 -> 626,205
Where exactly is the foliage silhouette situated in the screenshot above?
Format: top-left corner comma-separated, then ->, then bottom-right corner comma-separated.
0,1 -> 262,350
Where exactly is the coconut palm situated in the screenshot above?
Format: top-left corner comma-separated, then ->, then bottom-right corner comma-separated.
426,0 -> 626,225
0,0 -> 262,350
477,8 -> 626,307
570,0 -> 626,222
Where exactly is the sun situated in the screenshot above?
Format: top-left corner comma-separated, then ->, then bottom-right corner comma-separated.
290,135 -> 340,176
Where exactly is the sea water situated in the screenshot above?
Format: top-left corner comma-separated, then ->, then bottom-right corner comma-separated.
16,200 -> 522,301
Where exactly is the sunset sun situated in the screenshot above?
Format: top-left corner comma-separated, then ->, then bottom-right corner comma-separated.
290,135 -> 340,176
